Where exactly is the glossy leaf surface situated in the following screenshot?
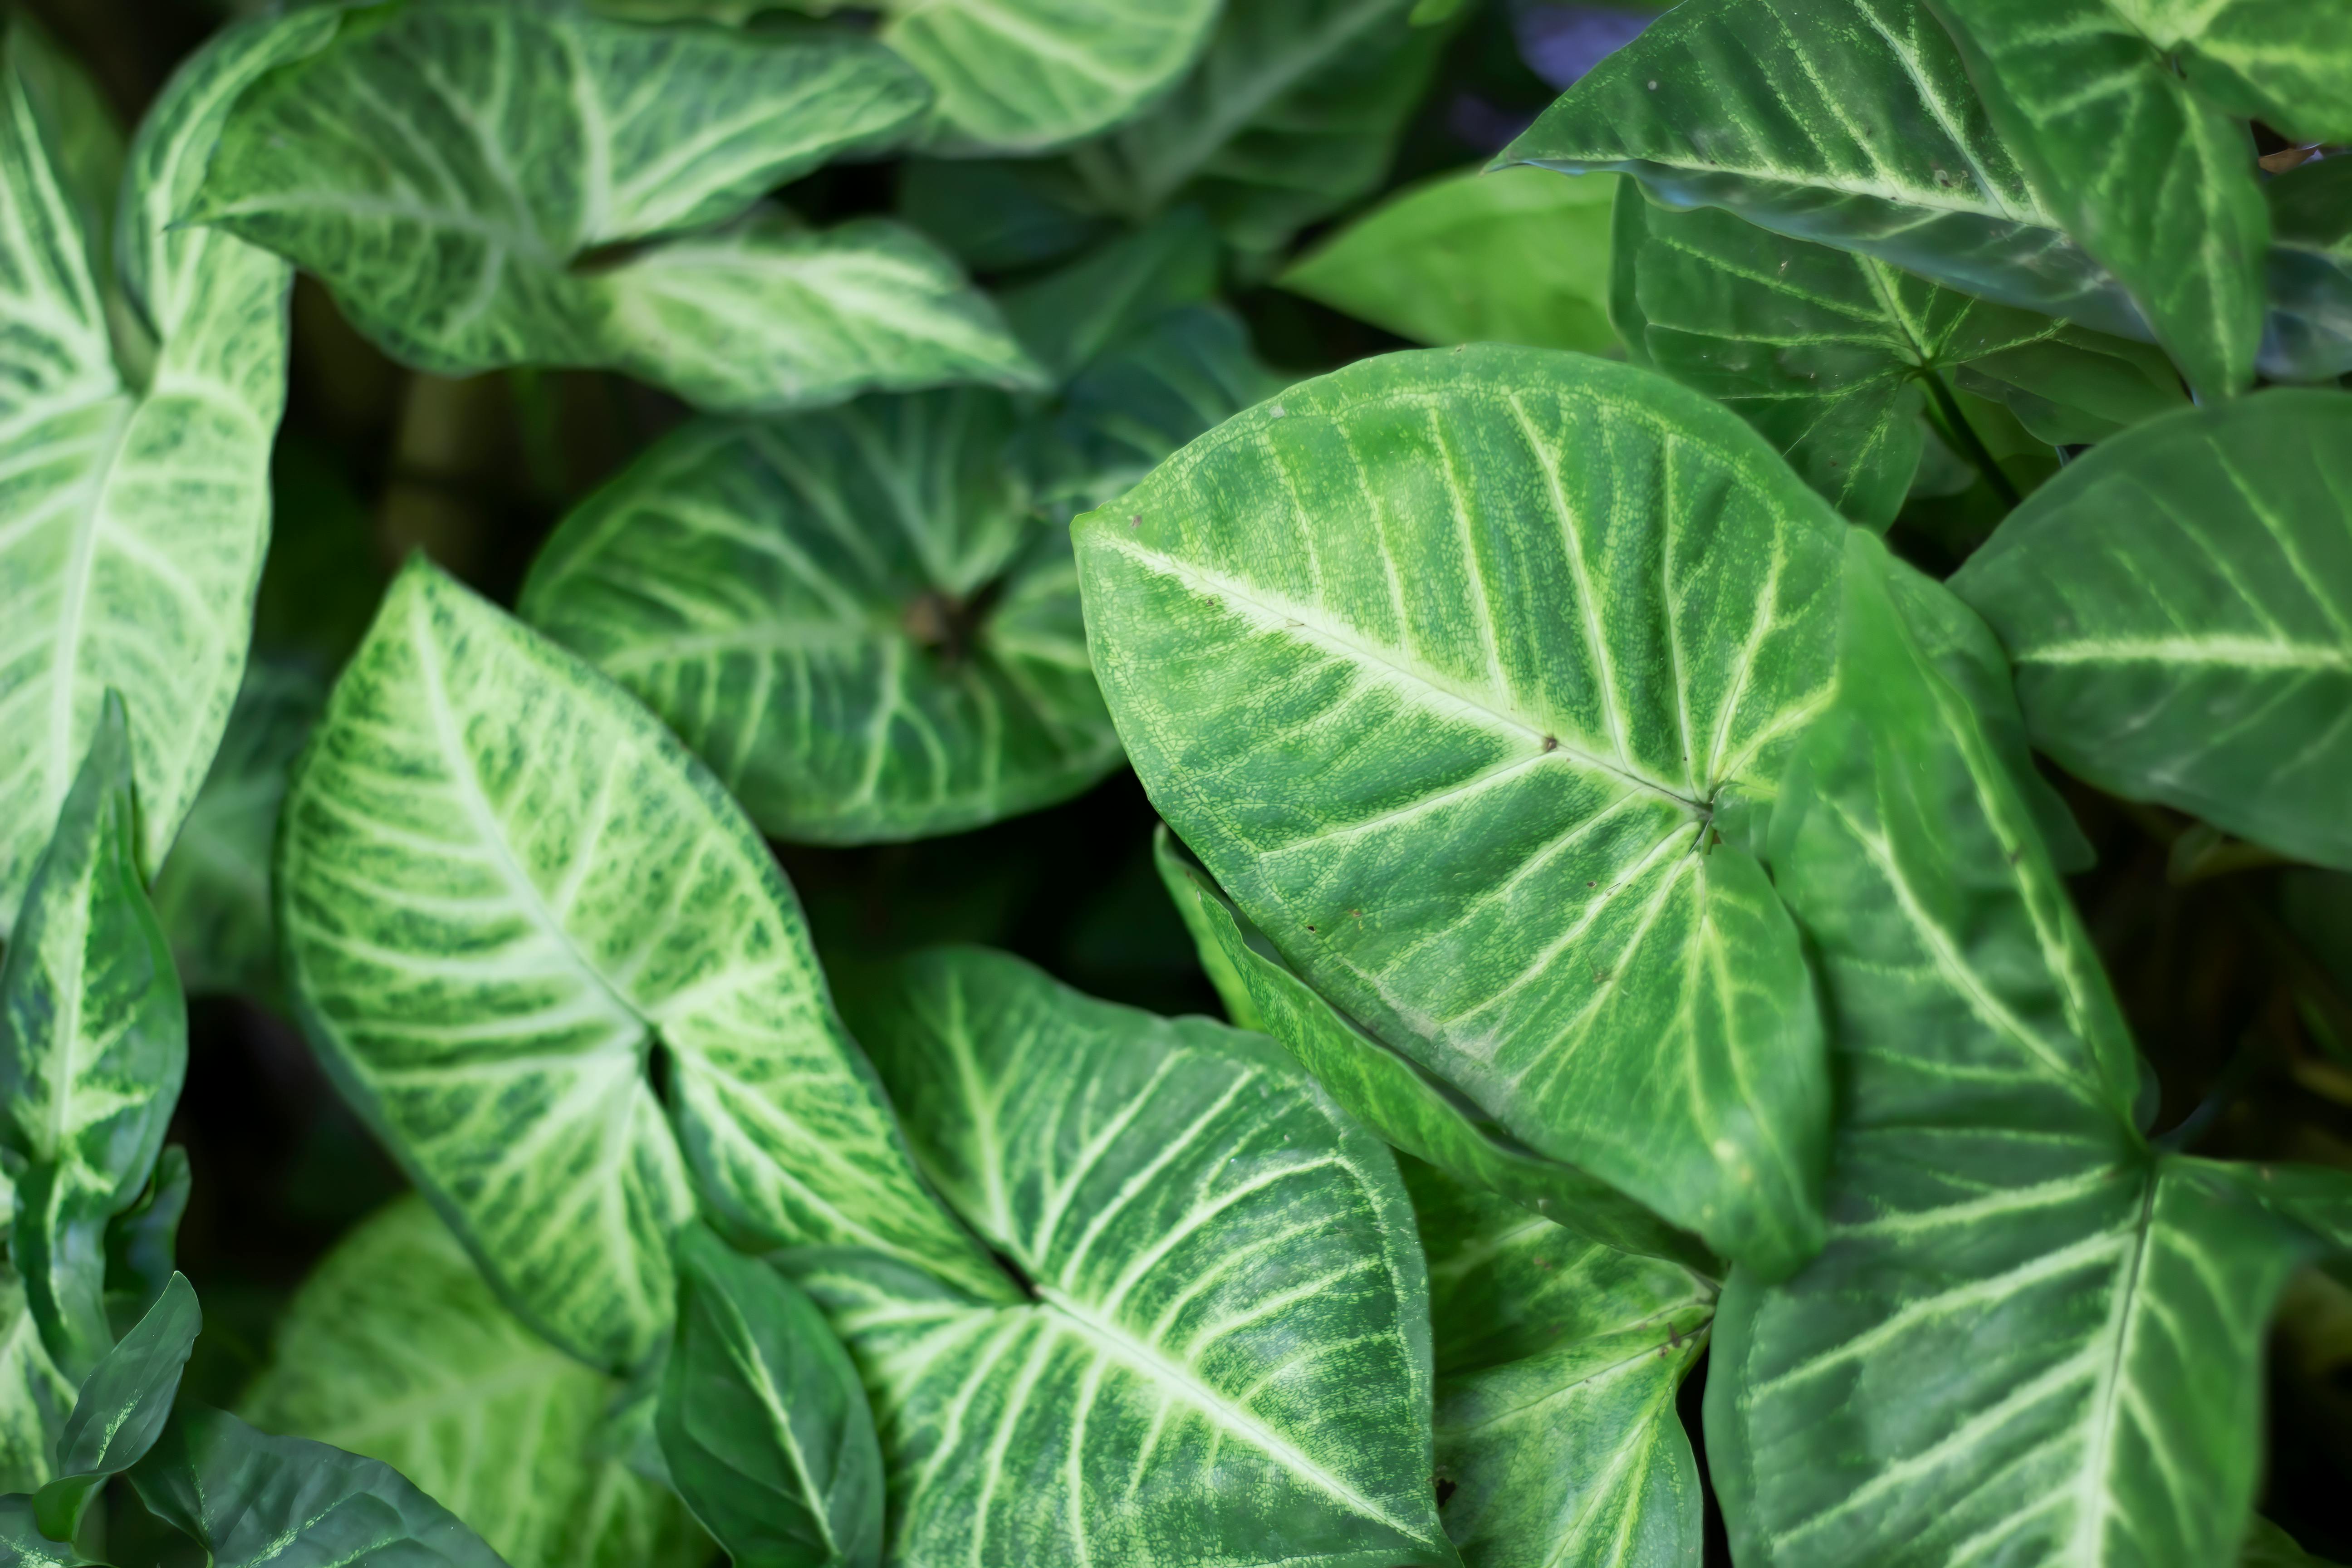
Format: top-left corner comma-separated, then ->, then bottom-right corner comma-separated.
824,946 -> 1456,1568
0,697 -> 185,1380
1282,166 -> 1619,355
523,391 -> 1120,846
0,13 -> 322,933
242,1197 -> 703,1568
1950,392 -> 2352,872
32,1272 -> 198,1543
278,559 -> 1007,1368
659,1224 -> 882,1568
1076,345 -> 1838,1279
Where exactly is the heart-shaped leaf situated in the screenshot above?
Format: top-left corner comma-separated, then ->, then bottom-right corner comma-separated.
1075,345 -> 1840,1279
278,558 -> 1011,1369
822,945 -> 1457,1568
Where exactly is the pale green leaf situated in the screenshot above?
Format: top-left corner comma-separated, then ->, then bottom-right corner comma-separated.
0,12 -> 326,934
997,208 -> 1222,382
2260,157 -> 2352,384
1927,0 -> 2268,397
5,16 -> 123,319
277,558 -> 1011,1368
241,1197 -> 704,1568
822,945 -> 1458,1568
521,389 -> 1122,845
1282,165 -> 1620,356
2111,0 -> 2352,142
1950,391 -> 2352,872
1075,345 -> 1839,1279
33,1271 -> 198,1543
1154,828 -> 1719,1270
0,1268 -> 75,1494
0,696 -> 185,1380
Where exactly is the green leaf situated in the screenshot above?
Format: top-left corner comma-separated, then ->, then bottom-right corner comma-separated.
0,1498 -> 97,1567
658,1224 -> 882,1568
2110,0 -> 2352,142
2260,156 -> 2352,384
2244,1517 -> 2349,1568
1074,345 -> 1839,1279
877,0 -> 1222,155
1281,166 -> 1620,356
823,945 -> 1457,1568
998,209 -> 1222,382
240,1196 -> 704,1568
1611,188 -> 2072,529
1951,323 -> 2188,446
0,695 -> 186,1380
1067,0 -> 1455,255
32,1272 -> 198,1544
1926,0 -> 2268,397
5,16 -> 124,317
190,4 -> 1042,409
1499,0 -> 2147,337
0,11 -> 327,934
897,157 -> 1110,272
130,1402 -> 508,1568
277,557 -> 1010,1369
521,390 -> 1122,845
1708,533 -> 2304,1565
0,1268 -> 76,1494
1154,828 -> 1719,1270
103,1145 -> 190,1333
1949,391 -> 2352,873
150,662 -> 322,1002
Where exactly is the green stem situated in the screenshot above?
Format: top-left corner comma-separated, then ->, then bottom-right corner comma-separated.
1921,368 -> 2020,509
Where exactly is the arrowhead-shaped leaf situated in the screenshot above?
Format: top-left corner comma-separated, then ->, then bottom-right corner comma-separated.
32,1271 -> 199,1543
0,11 -> 326,932
1075,345 -> 1838,1279
241,1197 -> 704,1568
277,557 -> 1010,1368
822,945 -> 1458,1568
0,696 -> 186,1379
522,390 -> 1120,846
1949,391 -> 2352,872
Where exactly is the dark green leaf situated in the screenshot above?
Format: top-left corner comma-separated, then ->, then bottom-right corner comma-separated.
33,1272 -> 199,1543
0,1498 -> 99,1566
1950,391 -> 2352,872
658,1225 -> 882,1568
2243,1516 -> 2349,1568
998,209 -> 1222,382
897,158 -> 1109,272
103,1147 -> 190,1334
1952,325 -> 2187,446
1151,826 -> 1267,1030
2112,0 -> 2352,143
2261,156 -> 2352,384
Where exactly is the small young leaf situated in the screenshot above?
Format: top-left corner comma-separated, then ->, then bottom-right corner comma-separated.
32,1272 -> 199,1543
658,1225 -> 882,1568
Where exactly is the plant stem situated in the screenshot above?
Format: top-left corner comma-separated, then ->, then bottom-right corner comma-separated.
1921,368 -> 2020,509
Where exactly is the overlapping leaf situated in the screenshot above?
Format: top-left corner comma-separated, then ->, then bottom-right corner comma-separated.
2263,157 -> 2352,384
242,1198 -> 703,1568
0,1270 -> 76,1494
32,1272 -> 198,1543
820,946 -> 1456,1568
996,210 -> 1221,383
522,389 -> 1122,845
1075,345 -> 1840,1279
2109,0 -> 2352,142
277,558 -> 1010,1368
0,12 -> 324,933
188,3 -> 1042,411
1950,392 -> 2352,872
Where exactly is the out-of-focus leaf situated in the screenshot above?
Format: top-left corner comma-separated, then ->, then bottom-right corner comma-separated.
1282,166 -> 1619,355
103,1145 -> 190,1333
998,209 -> 1222,381
2243,1516 -> 2350,1568
32,1273 -> 199,1544
2110,0 -> 2352,142
897,158 -> 1110,271
2263,156 -> 2352,384
1953,324 -> 2187,445
1512,3 -> 1660,88
0,1499 -> 98,1566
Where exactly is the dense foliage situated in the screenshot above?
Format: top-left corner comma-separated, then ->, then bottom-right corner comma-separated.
1,0 -> 2349,1564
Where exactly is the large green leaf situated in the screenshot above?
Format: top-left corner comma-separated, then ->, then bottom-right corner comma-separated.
1499,0 -> 2146,337
1409,1165 -> 1714,1568
1154,828 -> 1717,1270
277,558 -> 1010,1369
1708,532 -> 2308,1566
521,390 -> 1121,845
822,945 -> 1456,1568
188,3 -> 1042,410
1927,0 -> 2268,397
241,1197 -> 703,1568
1074,345 -> 1839,1279
2110,0 -> 2352,142
659,1224 -> 882,1568
0,697 -> 185,1380
2261,157 -> 2352,384
32,1271 -> 198,1543
1949,392 -> 2352,872
1281,166 -> 1620,356
0,1269 -> 75,1494
0,12 -> 326,934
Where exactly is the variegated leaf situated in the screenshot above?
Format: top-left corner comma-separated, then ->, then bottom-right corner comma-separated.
2109,0 -> 2352,142
277,558 -> 1011,1369
0,1267 -> 75,1494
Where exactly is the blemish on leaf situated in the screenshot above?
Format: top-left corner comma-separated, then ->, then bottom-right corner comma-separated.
1542,735 -> 1559,752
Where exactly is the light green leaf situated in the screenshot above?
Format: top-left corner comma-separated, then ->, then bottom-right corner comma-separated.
151,661 -> 322,1001
659,1224 -> 882,1568
0,11 -> 326,934
5,16 -> 123,318
998,209 -> 1222,382
822,945 -> 1457,1568
277,557 -> 1010,1368
190,4 -> 1041,409
0,696 -> 186,1381
1499,0 -> 2147,337
1154,828 -> 1719,1269
1282,165 -> 1620,356
2110,0 -> 2352,142
241,1197 -> 704,1568
1067,0 -> 1455,255
1949,391 -> 2352,872
0,1269 -> 75,1494
521,390 -> 1122,845
1709,533 -> 2301,1566
1074,345 -> 1840,1279
33,1271 -> 198,1544
2261,157 -> 2352,384
1926,0 -> 2268,397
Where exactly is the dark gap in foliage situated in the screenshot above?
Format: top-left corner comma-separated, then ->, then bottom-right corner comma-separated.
1676,1350 -> 1733,1568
